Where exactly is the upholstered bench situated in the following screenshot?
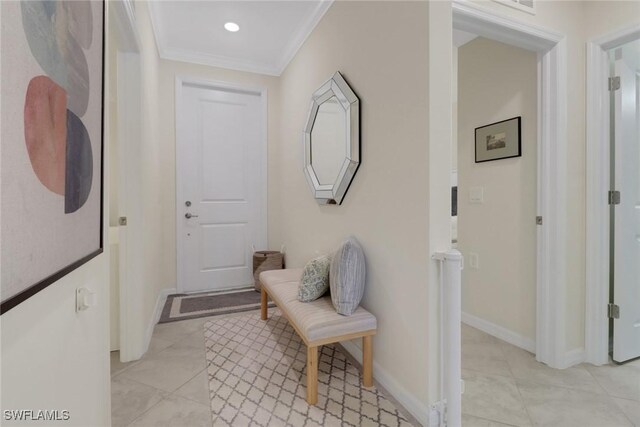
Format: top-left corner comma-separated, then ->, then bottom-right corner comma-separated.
259,268 -> 377,405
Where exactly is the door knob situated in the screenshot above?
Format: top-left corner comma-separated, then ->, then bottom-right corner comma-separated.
185,213 -> 199,219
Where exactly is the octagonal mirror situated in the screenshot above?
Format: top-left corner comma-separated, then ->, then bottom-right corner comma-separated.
303,71 -> 360,205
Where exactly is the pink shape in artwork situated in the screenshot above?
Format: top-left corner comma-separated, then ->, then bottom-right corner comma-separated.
24,75 -> 68,195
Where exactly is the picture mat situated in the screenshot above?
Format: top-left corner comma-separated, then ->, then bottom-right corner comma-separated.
0,1 -> 104,307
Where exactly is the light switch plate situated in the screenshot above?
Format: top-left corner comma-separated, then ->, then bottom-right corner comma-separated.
469,187 -> 484,203
469,252 -> 479,269
76,287 -> 96,312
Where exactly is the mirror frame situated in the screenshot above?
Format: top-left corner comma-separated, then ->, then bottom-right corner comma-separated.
303,71 -> 360,205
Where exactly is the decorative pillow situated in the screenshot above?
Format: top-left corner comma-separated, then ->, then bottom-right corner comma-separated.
330,236 -> 366,315
298,255 -> 332,302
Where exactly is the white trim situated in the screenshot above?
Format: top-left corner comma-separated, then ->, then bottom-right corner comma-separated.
148,1 -> 332,76
161,47 -> 283,77
564,347 -> 586,367
273,0 -> 333,75
451,0 -> 568,370
462,312 -> 536,353
452,0 -> 560,52
490,0 -> 537,16
116,52 -> 141,363
340,340 -> 429,427
536,37 -> 568,369
585,23 -> 640,366
174,76 -> 268,294
143,288 -> 176,355
110,0 -> 140,53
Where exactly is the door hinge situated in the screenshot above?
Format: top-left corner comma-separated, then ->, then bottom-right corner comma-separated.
608,303 -> 620,319
608,190 -> 621,205
609,76 -> 620,91
536,216 -> 543,225
119,216 -> 128,226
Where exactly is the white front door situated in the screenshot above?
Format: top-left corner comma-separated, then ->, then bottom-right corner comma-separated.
176,80 -> 266,293
611,48 -> 640,363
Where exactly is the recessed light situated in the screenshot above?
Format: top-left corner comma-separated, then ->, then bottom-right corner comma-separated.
224,22 -> 240,32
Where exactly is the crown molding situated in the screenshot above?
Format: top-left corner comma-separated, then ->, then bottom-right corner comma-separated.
161,47 -> 282,76
274,0 -> 333,75
148,0 -> 333,77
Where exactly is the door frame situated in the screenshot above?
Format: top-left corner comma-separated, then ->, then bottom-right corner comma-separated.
585,23 -> 640,366
453,1 -> 568,368
174,76 -> 268,293
429,3 -> 569,406
109,0 -> 142,362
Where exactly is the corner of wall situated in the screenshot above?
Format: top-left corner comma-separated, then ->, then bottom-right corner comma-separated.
143,287 -> 176,354
339,340 -> 429,426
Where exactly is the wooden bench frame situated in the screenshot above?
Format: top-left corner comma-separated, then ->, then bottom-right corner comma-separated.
261,286 -> 376,405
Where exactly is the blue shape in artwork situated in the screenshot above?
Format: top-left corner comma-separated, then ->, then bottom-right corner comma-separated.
65,110 -> 93,213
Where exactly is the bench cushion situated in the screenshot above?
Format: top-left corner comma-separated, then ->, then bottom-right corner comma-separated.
261,269 -> 377,344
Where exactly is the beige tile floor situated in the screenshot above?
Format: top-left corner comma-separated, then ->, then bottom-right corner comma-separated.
110,316 -> 212,427
462,324 -> 640,427
111,317 -> 639,427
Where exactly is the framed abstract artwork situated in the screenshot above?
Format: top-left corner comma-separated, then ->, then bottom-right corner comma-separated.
1,1 -> 105,313
475,116 -> 521,163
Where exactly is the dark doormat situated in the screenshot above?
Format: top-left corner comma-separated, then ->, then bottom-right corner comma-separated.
159,289 -> 275,323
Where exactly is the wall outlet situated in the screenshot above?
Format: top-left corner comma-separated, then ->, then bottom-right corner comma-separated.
469,252 -> 479,269
469,187 -> 484,203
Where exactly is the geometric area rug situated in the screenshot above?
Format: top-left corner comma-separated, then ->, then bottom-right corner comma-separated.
204,310 -> 413,427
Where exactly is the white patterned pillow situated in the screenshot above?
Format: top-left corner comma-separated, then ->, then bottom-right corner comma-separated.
298,255 -> 332,302
330,236 -> 366,315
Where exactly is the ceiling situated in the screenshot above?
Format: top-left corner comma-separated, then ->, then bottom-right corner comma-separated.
149,1 -> 333,76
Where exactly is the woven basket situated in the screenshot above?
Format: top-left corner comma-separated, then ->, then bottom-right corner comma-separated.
253,250 -> 284,291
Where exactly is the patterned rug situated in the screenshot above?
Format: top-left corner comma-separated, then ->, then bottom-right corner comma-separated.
204,310 -> 413,427
159,289 -> 275,323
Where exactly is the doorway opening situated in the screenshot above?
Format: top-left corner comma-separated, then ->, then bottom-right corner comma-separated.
453,33 -> 539,354
430,2 -> 569,423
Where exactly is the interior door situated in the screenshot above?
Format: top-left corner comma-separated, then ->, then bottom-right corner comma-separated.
177,81 -> 266,293
611,45 -> 640,363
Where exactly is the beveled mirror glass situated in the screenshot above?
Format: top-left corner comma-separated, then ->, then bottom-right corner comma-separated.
303,72 -> 360,205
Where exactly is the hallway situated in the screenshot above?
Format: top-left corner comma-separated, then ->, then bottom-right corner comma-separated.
461,324 -> 640,426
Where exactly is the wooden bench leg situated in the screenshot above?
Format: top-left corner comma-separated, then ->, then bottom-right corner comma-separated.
306,346 -> 318,405
362,335 -> 373,387
261,287 -> 268,320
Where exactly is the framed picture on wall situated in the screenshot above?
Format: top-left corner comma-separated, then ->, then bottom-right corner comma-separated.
475,116 -> 521,163
1,1 -> 105,314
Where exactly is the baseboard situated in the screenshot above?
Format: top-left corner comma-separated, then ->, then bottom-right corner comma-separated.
462,312 -> 535,353
143,287 -> 176,354
563,347 -> 585,368
340,340 -> 429,426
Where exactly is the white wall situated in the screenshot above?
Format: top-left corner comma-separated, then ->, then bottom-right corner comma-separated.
0,260 -> 111,426
457,37 -> 538,343
0,4 -> 112,424
272,1 -> 431,421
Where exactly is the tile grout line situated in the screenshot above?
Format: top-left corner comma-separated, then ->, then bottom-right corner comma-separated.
609,396 -> 639,427
497,339 -> 536,426
124,394 -> 167,427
